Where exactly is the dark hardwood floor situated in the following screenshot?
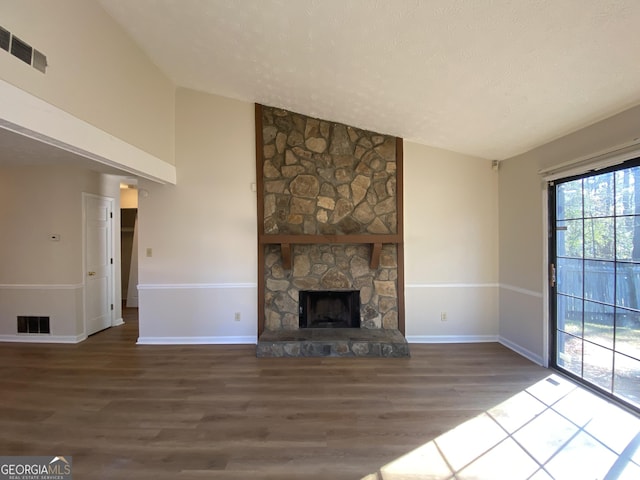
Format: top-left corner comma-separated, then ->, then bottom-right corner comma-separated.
0,309 -> 551,479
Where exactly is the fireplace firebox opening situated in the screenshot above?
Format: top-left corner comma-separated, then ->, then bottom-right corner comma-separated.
299,290 -> 360,329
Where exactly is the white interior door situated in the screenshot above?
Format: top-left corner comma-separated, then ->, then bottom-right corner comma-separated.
84,194 -> 114,335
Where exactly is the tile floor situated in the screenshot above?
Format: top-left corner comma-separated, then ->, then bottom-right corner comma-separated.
371,373 -> 640,479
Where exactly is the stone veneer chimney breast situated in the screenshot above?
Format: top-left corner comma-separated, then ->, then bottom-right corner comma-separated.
255,105 -> 408,357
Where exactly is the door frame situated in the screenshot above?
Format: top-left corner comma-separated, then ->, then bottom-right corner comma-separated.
542,143 -> 640,371
542,184 -> 551,367
546,160 -> 640,412
82,192 -> 116,337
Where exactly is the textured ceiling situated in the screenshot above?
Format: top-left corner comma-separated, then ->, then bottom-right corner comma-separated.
99,0 -> 640,160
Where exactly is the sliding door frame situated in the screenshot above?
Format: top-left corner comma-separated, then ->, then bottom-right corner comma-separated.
548,158 -> 640,413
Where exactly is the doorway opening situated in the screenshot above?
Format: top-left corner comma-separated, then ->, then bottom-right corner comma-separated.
121,207 -> 138,308
119,182 -> 139,342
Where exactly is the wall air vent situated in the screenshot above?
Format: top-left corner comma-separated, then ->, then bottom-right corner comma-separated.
0,25 -> 47,73
17,316 -> 51,334
32,49 -> 47,73
10,35 -> 32,65
0,26 -> 9,51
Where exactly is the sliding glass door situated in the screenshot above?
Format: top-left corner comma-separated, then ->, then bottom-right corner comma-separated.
551,161 -> 640,411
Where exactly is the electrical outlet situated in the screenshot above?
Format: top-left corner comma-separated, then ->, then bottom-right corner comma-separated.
441,312 -> 447,321
234,312 -> 241,322
146,248 -> 152,257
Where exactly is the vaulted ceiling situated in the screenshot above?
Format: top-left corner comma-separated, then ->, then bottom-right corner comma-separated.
99,0 -> 640,160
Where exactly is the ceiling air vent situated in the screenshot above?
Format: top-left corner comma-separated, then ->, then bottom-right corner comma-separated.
0,25 -> 47,73
0,26 -> 9,52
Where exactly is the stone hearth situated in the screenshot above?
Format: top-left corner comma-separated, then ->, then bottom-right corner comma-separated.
257,329 -> 409,358
255,104 -> 408,357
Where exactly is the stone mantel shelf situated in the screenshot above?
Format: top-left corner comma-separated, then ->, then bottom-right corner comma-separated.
259,234 -> 400,270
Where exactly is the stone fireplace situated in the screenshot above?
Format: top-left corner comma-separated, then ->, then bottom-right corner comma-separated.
255,104 -> 409,357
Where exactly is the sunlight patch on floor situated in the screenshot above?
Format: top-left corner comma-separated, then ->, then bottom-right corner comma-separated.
365,374 -> 640,479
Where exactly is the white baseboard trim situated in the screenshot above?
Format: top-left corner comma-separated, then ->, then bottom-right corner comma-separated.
498,336 -> 544,366
112,318 -> 125,327
137,336 -> 257,345
0,334 -> 86,344
407,335 -> 499,343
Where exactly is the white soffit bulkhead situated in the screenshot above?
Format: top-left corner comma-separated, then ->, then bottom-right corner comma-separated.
0,79 -> 176,184
99,0 -> 640,160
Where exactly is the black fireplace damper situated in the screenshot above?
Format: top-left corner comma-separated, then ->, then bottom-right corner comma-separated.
299,290 -> 360,328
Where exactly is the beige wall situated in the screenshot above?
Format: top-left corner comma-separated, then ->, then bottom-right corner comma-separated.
135,92 -> 502,343
0,166 -> 100,284
404,144 -> 498,283
0,165 -> 122,340
137,89 -> 258,342
497,157 -> 545,362
498,103 -> 640,364
139,89 -> 257,284
403,142 -> 499,341
0,0 -> 175,163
